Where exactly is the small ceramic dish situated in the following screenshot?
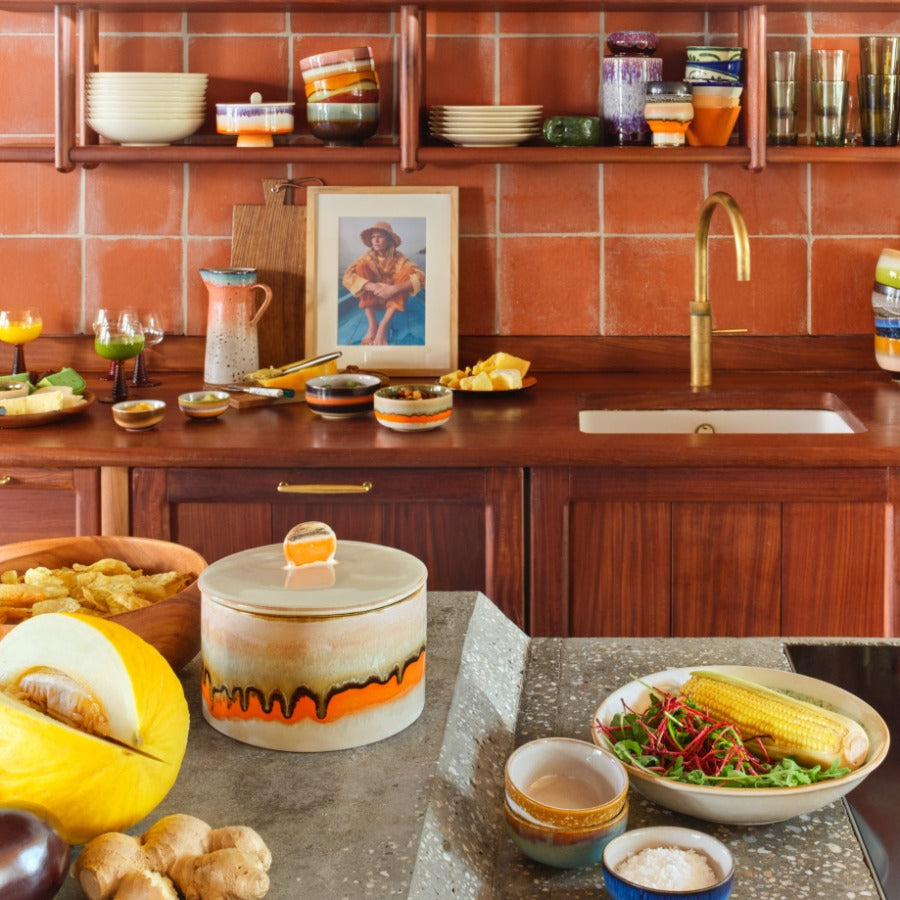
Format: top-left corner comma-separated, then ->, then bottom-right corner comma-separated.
602,826 -> 735,899
504,736 -> 629,829
373,384 -> 452,432
686,46 -> 743,62
306,101 -> 379,146
111,398 -> 165,431
505,796 -> 628,869
216,92 -> 294,147
304,373 -> 382,418
178,390 -> 230,420
685,62 -> 742,83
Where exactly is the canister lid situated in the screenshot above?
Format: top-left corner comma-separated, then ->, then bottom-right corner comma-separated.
646,81 -> 693,96
198,539 -> 427,617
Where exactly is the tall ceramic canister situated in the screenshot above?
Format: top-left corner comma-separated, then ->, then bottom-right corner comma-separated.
872,248 -> 900,376
602,30 -> 663,145
198,523 -> 428,752
200,267 -> 272,385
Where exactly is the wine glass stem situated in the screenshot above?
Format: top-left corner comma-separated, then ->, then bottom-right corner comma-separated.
111,361 -> 128,403
11,344 -> 25,376
132,351 -> 148,386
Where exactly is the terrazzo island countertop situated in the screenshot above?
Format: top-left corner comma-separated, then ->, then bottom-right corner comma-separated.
56,592 -> 891,899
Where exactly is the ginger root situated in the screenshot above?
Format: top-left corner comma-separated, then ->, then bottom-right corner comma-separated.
72,816 -> 270,900
74,832 -> 148,900
141,814 -> 212,873
208,826 -> 272,872
170,848 -> 270,900
113,870 -> 179,900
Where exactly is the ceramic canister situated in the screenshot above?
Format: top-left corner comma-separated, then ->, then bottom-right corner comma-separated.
199,540 -> 427,752
602,32 -> 663,145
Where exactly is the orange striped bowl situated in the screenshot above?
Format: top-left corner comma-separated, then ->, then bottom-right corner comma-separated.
374,384 -> 453,432
305,373 -> 381,419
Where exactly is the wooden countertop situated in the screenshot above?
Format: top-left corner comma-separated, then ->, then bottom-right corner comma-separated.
4,368 -> 900,469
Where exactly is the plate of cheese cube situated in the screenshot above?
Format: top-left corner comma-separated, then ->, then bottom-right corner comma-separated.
0,369 -> 93,427
439,352 -> 535,394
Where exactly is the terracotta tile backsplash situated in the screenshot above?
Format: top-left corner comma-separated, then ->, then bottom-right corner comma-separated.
0,13 -> 896,346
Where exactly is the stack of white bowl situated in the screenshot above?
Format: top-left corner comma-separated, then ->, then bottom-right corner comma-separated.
87,72 -> 208,146
428,105 -> 543,147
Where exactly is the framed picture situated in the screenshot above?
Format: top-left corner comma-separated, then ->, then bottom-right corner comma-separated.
305,185 -> 458,375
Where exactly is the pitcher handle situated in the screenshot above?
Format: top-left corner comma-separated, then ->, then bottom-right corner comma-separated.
249,283 -> 273,326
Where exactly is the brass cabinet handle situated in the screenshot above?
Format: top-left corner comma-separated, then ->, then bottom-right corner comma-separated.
0,475 -> 12,486
277,481 -> 373,494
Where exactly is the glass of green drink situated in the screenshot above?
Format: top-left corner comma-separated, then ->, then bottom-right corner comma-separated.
95,319 -> 145,403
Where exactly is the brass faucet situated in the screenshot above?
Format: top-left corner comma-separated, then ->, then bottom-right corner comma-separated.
691,191 -> 751,389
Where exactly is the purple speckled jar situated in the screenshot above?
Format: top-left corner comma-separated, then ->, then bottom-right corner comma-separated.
602,32 -> 662,146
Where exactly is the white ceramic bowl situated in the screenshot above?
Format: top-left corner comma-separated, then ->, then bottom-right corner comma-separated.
111,398 -> 165,431
373,384 -> 452,432
602,826 -> 735,899
505,736 -> 628,828
88,115 -> 204,145
592,664 -> 890,825
178,390 -> 230,420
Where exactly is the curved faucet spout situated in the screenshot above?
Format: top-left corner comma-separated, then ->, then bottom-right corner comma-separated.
690,191 -> 751,389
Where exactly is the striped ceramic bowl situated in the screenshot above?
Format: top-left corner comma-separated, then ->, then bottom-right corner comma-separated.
305,373 -> 381,419
373,384 -> 452,432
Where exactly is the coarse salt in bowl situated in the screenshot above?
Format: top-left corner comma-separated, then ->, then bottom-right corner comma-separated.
602,826 -> 735,900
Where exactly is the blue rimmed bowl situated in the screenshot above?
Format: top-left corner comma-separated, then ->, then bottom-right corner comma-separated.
602,826 -> 735,899
305,373 -> 382,418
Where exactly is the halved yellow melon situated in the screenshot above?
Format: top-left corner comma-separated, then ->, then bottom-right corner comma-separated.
0,612 -> 189,844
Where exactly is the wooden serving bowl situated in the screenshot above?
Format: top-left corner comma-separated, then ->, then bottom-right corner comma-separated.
0,535 -> 206,672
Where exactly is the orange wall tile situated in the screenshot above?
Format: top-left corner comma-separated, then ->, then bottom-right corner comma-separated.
2,17 -> 898,348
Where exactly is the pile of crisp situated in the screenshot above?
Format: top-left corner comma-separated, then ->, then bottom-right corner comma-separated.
439,351 -> 531,391
0,558 -> 193,626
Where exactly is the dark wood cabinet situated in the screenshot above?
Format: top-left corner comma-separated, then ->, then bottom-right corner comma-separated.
529,467 -> 891,638
130,465 -> 525,627
0,466 -> 100,543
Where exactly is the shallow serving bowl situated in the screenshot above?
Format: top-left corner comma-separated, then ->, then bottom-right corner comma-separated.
505,795 -> 628,869
0,535 -> 207,672
304,372 -> 382,418
505,736 -> 628,829
374,384 -> 453,432
112,398 -> 165,431
602,826 -> 734,899
178,390 -> 230,420
88,114 -> 204,145
592,664 -> 890,825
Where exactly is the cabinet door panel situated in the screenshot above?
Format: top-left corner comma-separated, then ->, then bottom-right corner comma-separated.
783,502 -> 886,636
672,502 -> 781,637
0,468 -> 99,542
570,499 -> 671,637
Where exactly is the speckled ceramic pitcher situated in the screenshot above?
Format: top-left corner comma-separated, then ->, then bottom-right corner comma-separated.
200,268 -> 272,385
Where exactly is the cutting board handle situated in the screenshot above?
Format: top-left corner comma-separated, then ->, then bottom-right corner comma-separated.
266,177 -> 325,205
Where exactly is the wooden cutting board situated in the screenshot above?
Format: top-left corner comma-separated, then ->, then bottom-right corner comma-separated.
230,178 -> 316,371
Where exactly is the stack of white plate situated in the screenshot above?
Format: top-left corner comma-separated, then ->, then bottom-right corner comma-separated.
87,72 -> 208,146
429,105 -> 542,147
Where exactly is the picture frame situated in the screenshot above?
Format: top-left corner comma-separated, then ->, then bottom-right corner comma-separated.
305,185 -> 459,375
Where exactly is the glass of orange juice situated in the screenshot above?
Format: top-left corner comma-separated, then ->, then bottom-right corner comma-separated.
0,308 -> 43,375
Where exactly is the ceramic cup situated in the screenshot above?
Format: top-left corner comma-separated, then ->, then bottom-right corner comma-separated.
542,115 -> 601,146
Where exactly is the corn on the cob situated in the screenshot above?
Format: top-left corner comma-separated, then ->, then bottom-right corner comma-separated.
678,669 -> 869,770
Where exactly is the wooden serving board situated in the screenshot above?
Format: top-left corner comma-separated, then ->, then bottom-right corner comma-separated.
230,178 -> 311,371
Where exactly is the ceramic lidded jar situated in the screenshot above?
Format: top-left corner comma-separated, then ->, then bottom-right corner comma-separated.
602,31 -> 663,145
199,538 -> 427,752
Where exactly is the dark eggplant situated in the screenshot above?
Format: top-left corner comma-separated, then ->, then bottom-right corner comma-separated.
0,809 -> 70,900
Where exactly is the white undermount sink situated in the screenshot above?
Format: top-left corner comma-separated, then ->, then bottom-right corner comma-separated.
579,407 -> 859,435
